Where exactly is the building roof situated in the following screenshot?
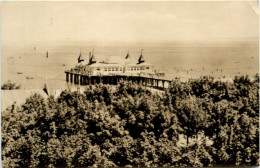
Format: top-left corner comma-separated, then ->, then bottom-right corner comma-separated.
103,56 -> 122,64
83,52 -> 151,67
88,60 -> 152,67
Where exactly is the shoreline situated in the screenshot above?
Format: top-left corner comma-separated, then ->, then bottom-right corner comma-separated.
1,74 -> 258,111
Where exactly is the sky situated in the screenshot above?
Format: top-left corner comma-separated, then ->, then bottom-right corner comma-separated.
1,1 -> 259,48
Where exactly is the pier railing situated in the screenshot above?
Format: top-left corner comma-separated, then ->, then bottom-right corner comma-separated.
65,71 -> 172,89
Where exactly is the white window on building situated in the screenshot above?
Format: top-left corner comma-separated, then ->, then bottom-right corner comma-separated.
146,67 -> 149,69
134,67 -> 136,71
112,68 -> 114,71
97,67 -> 100,71
115,68 -> 118,71
108,68 -> 111,71
105,68 -> 107,71
120,67 -> 122,71
131,67 -> 133,71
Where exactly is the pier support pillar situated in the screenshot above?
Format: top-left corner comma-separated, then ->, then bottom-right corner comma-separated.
75,74 -> 77,84
70,73 -> 73,83
80,75 -> 82,85
98,76 -> 100,84
100,76 -> 102,84
66,73 -> 69,82
86,76 -> 90,85
162,80 -> 165,89
94,77 -> 96,85
91,77 -> 95,85
74,74 -> 76,84
90,76 -> 92,85
96,76 -> 99,84
84,76 -> 87,85
82,76 -> 85,85
102,76 -> 105,84
113,76 -> 115,85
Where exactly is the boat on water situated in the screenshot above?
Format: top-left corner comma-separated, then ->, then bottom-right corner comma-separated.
26,76 -> 34,80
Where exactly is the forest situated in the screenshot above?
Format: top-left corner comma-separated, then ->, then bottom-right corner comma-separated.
2,75 -> 259,167
1,80 -> 21,90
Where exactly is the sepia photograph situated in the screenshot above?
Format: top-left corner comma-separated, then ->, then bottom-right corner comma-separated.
1,1 -> 259,167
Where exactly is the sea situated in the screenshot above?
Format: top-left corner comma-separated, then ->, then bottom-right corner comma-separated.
1,41 -> 259,90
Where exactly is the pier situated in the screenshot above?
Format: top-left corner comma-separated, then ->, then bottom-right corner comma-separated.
65,71 -> 172,89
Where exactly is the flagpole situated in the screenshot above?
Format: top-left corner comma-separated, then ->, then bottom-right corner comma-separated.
46,51 -> 48,85
44,51 -> 49,96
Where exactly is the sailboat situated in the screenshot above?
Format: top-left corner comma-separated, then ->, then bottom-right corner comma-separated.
43,51 -> 49,96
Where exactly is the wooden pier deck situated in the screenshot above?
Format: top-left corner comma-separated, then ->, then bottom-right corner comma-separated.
65,71 -> 173,89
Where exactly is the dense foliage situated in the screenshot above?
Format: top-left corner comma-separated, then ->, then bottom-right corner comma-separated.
1,80 -> 21,90
2,75 -> 259,167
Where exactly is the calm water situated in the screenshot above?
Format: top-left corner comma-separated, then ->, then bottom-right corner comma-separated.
2,42 -> 259,89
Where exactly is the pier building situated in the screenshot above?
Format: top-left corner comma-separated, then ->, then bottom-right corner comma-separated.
65,50 -> 171,89
75,50 -> 153,76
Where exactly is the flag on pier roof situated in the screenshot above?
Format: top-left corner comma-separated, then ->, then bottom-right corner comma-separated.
138,51 -> 145,64
125,50 -> 130,59
89,52 -> 97,64
78,51 -> 84,63
44,51 -> 49,96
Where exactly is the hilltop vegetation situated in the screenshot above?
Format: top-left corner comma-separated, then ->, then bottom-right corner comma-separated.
2,75 -> 259,167
1,80 -> 21,90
